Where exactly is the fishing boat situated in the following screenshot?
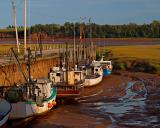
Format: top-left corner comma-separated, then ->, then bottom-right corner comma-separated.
95,56 -> 112,76
3,48 -> 57,119
5,79 -> 56,119
80,62 -> 103,87
48,40 -> 84,98
49,67 -> 84,98
0,98 -> 11,127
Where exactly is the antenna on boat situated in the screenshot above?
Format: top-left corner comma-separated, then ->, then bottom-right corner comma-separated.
12,1 -> 20,54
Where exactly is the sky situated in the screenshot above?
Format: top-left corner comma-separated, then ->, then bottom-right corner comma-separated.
0,0 -> 160,28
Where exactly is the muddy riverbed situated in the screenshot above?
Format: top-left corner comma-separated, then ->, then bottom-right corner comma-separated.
6,72 -> 160,128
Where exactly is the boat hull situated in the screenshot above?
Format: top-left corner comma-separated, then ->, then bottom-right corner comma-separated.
57,90 -> 81,98
0,113 -> 10,127
55,83 -> 84,98
84,75 -> 103,87
9,88 -> 56,119
103,69 -> 112,76
0,98 -> 11,127
94,60 -> 112,76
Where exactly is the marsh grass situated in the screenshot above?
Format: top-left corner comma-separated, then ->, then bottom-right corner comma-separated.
100,45 -> 160,74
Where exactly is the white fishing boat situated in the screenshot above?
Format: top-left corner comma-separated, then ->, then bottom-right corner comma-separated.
0,98 -> 11,127
95,56 -> 112,76
84,74 -> 103,87
84,67 -> 103,87
2,48 -> 57,120
5,79 -> 57,119
83,65 -> 103,87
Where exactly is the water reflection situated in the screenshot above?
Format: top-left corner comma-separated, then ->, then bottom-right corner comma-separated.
81,81 -> 160,127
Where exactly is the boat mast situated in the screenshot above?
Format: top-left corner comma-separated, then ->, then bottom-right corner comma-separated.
27,48 -> 32,83
59,43 -> 62,67
89,17 -> 93,61
65,42 -> 69,85
24,0 -> 27,55
27,48 -> 34,98
12,2 -> 20,54
73,22 -> 76,67
79,17 -> 83,62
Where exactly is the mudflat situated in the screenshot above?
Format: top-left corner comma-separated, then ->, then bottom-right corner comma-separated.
6,71 -> 159,128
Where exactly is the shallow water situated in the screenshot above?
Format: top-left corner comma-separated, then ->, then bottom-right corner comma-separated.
81,81 -> 160,128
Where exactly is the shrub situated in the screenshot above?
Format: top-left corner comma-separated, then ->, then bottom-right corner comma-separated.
131,61 -> 157,73
113,61 -> 126,70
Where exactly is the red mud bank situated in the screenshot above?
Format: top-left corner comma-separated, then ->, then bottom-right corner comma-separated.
0,57 -> 59,86
25,72 -> 160,128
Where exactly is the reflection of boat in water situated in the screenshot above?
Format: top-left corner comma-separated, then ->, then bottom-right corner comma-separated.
3,48 -> 57,119
49,67 -> 84,98
121,81 -> 147,100
130,81 -> 147,95
0,98 -> 11,127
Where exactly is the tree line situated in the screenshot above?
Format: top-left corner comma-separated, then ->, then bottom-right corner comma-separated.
0,20 -> 160,38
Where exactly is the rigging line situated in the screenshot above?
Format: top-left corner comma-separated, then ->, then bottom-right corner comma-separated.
14,0 -> 24,10
11,0 -> 23,10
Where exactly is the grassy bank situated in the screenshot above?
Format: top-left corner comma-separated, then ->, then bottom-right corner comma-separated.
100,45 -> 160,74
0,43 -> 160,74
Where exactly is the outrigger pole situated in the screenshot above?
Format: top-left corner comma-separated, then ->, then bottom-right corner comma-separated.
11,48 -> 28,83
